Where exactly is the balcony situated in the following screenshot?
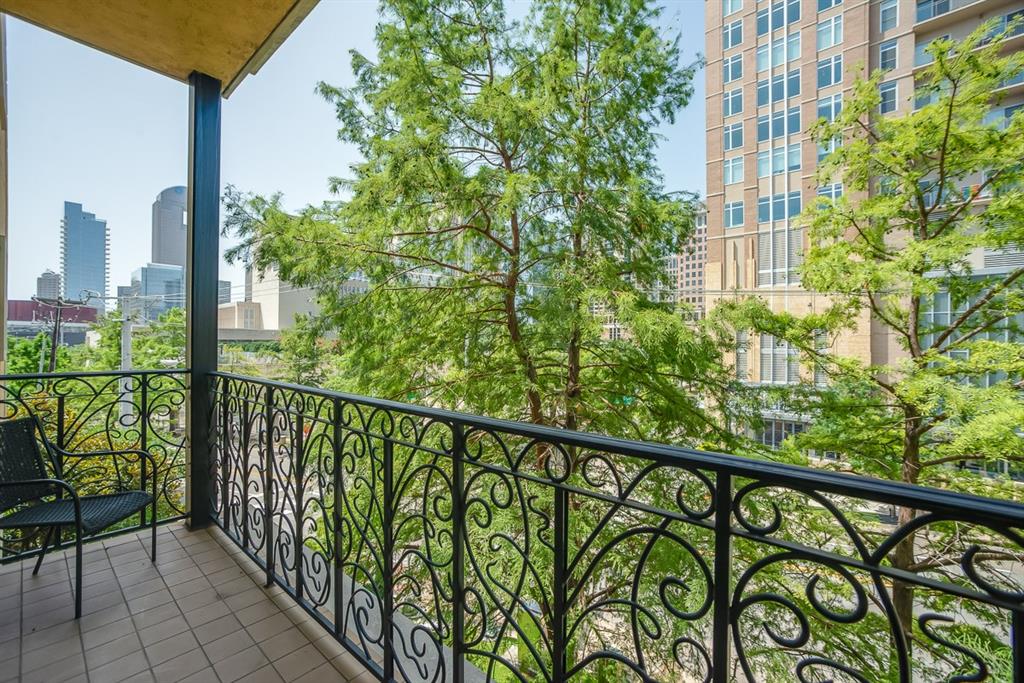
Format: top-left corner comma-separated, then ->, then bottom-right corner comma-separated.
1,369 -> 1023,682
1,1 -> 1023,682
914,0 -> 1022,32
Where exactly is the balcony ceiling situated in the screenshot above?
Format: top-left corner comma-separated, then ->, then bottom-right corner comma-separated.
0,0 -> 317,96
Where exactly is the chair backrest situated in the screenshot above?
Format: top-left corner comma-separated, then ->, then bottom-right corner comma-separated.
0,417 -> 51,513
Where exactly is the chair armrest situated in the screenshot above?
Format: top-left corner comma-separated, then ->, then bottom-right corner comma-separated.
0,478 -> 83,527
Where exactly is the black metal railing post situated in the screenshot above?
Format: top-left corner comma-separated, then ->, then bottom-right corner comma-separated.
332,397 -> 344,640
712,471 -> 732,683
55,394 -> 66,549
295,413 -> 305,602
383,437 -> 395,681
451,422 -> 466,683
220,379 -> 230,529
1013,610 -> 1023,683
242,394 -> 252,551
264,385 -> 275,587
140,374 -> 149,529
553,484 -> 569,682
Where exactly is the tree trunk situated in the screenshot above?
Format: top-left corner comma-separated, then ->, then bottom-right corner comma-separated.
891,406 -> 922,674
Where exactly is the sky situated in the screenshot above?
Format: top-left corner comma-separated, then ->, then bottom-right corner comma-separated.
4,0 -> 706,302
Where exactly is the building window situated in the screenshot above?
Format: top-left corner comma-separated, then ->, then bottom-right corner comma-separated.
724,88 -> 743,117
816,183 -> 844,201
787,142 -> 801,171
757,34 -> 801,72
758,143 -> 801,177
818,136 -> 841,161
879,81 -> 897,113
724,156 -> 744,185
724,0 -> 742,17
724,122 -> 744,150
757,191 -> 802,222
880,0 -> 898,32
818,0 -> 842,10
761,70 -> 799,105
757,0 -> 800,36
915,35 -> 948,66
724,19 -> 743,49
736,330 -> 749,380
817,55 -> 843,88
724,54 -> 743,83
725,201 -> 745,228
787,105 -> 800,134
756,107 -> 800,142
814,329 -> 829,386
817,16 -> 843,50
817,93 -> 842,122
788,33 -> 802,61
760,335 -> 801,384
879,39 -> 897,72
758,418 -> 805,447
916,0 -> 950,23
757,230 -> 804,286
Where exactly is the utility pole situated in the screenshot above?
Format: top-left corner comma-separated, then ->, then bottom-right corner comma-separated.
118,310 -> 133,421
31,295 -> 89,372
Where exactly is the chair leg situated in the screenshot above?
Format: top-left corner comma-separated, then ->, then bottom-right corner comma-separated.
151,501 -> 157,562
32,526 -> 55,576
74,527 -> 83,619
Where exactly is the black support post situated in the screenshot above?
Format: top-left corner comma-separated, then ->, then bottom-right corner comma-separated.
712,472 -> 732,683
186,71 -> 221,530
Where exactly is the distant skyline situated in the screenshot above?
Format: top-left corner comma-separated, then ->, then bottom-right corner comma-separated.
4,0 -> 705,302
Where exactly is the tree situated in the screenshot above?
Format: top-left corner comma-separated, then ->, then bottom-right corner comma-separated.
224,1 -> 740,679
6,333 -> 69,375
717,21 -> 1024,678
81,307 -> 186,371
276,316 -> 332,385
224,0 -> 732,445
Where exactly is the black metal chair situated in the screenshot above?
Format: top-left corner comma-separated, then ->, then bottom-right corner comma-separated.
0,416 -> 157,618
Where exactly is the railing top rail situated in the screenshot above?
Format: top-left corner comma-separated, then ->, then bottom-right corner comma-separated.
0,369 -> 189,381
211,370 -> 1024,525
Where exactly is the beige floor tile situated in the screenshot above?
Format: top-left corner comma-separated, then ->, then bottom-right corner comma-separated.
271,643 -> 326,681
214,644 -> 270,683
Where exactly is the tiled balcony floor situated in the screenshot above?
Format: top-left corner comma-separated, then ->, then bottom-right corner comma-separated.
0,524 -> 375,683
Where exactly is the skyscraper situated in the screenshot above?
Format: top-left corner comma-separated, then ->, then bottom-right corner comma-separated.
35,269 -> 61,300
60,202 -> 109,312
704,0 -> 1024,442
152,186 -> 187,267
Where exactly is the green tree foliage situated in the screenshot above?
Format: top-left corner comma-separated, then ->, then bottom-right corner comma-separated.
224,0 -> 734,445
276,316 -> 333,385
716,22 -> 1024,677
6,333 -> 69,375
81,307 -> 186,371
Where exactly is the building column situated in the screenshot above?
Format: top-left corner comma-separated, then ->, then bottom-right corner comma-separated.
185,71 -> 221,529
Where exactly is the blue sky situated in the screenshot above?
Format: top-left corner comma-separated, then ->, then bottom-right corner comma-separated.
5,0 -> 705,301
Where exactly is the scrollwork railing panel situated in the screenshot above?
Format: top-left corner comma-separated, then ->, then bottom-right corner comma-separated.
210,372 -> 1024,683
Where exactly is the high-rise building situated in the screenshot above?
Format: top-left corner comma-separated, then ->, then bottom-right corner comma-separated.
705,0 -> 1024,440
60,202 -> 109,312
152,186 -> 187,267
124,263 -> 183,321
35,269 -> 61,300
664,208 -> 707,316
219,280 -> 232,305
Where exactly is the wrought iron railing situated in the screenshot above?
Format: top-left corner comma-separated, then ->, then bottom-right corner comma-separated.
0,369 -> 188,557
210,371 -> 1024,682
